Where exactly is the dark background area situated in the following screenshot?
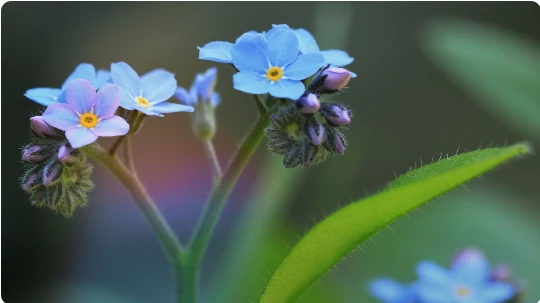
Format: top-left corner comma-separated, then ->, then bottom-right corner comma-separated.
2,2 -> 539,303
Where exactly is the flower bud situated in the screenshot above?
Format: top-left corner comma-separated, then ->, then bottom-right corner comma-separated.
57,144 -> 78,164
333,135 -> 345,155
491,265 -> 513,282
42,160 -> 63,187
30,116 -> 58,138
22,169 -> 43,191
191,103 -> 217,140
21,144 -> 56,163
320,103 -> 351,126
304,118 -> 324,146
321,67 -> 351,91
323,129 -> 346,155
296,94 -> 320,115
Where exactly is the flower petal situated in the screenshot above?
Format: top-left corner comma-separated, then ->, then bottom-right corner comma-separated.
369,278 -> 409,303
479,283 -> 515,301
42,103 -> 80,131
268,79 -> 305,100
65,126 -> 98,148
233,72 -> 270,95
92,69 -> 112,89
414,282 -> 453,303
151,102 -> 194,114
141,69 -> 177,103
63,79 -> 96,114
320,49 -> 354,66
91,116 -> 129,137
136,106 -> 163,117
231,32 -> 269,74
266,29 -> 299,67
265,24 -> 291,40
198,41 -> 233,63
416,261 -> 452,285
285,53 -> 326,80
193,67 -> 217,100
294,28 -> 320,54
61,63 -> 96,89
94,84 -> 120,118
210,92 -> 220,106
24,88 -> 62,106
111,62 -> 142,97
451,249 -> 490,283
118,87 -> 136,110
175,87 -> 196,105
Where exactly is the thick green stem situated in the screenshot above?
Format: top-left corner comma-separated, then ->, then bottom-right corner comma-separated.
175,254 -> 198,303
82,143 -> 183,264
187,95 -> 270,264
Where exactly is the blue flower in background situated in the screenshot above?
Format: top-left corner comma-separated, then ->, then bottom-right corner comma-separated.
370,278 -> 417,303
175,67 -> 221,107
231,31 -> 325,99
24,63 -> 111,106
110,62 -> 194,117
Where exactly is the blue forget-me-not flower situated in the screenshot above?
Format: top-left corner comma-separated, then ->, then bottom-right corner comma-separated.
25,63 -> 111,106
42,79 -> 129,148
110,62 -> 195,117
370,278 -> 417,303
175,67 -> 220,107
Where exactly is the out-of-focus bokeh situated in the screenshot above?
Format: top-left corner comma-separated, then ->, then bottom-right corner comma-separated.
2,2 -> 539,303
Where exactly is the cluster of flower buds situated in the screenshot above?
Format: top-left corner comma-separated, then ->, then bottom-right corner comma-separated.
20,116 -> 94,217
266,65 -> 353,168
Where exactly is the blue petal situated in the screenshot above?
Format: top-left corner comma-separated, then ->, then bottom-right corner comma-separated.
193,67 -> 217,100
24,88 -> 62,106
414,282 -> 454,303
284,53 -> 325,80
65,126 -> 98,148
198,41 -> 233,64
451,249 -> 490,284
111,62 -> 142,97
266,29 -> 299,67
265,24 -> 291,40
118,87 -> 136,110
175,87 -> 196,105
94,84 -> 120,119
135,106 -> 163,117
268,79 -> 305,100
42,103 -> 79,130
141,69 -> 177,103
210,92 -> 220,106
91,116 -> 129,137
63,79 -> 96,114
416,261 -> 452,286
231,32 -> 269,73
151,102 -> 194,114
233,72 -> 269,95
294,28 -> 320,54
479,283 -> 515,301
321,49 -> 354,66
92,70 -> 111,89
61,63 -> 96,89
369,278 -> 409,303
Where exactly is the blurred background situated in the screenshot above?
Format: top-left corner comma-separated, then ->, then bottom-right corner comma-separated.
2,2 -> 539,303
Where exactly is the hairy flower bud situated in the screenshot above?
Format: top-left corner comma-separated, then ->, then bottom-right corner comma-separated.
57,144 -> 78,164
42,160 -> 63,187
21,144 -> 57,163
21,167 -> 43,191
323,128 -> 347,155
320,103 -> 351,126
321,67 -> 351,91
296,94 -> 321,115
30,116 -> 59,138
305,118 -> 324,146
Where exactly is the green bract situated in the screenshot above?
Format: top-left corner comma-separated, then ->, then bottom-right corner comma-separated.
259,143 -> 531,303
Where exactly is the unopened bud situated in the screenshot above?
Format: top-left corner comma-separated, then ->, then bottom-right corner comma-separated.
42,160 -> 63,187
296,94 -> 320,115
30,116 -> 58,138
22,168 -> 43,191
320,103 -> 351,126
21,144 -> 56,163
321,67 -> 351,91
304,118 -> 324,146
323,129 -> 346,155
192,103 -> 216,140
57,144 -> 78,164
491,265 -> 513,282
333,135 -> 345,155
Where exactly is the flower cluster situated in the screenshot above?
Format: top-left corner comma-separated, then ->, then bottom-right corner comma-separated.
370,248 -> 522,303
199,24 -> 355,167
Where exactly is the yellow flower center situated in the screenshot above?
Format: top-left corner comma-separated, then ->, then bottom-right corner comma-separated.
266,66 -> 283,82
79,113 -> 98,128
136,96 -> 150,108
456,286 -> 470,297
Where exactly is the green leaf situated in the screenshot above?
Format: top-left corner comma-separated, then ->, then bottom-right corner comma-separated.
258,144 -> 531,303
423,19 -> 540,140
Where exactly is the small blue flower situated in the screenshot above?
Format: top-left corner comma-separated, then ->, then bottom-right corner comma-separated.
24,63 -> 111,106
231,31 -> 325,99
110,62 -> 195,117
42,79 -> 129,148
415,259 -> 515,303
175,67 -> 220,107
370,278 -> 417,303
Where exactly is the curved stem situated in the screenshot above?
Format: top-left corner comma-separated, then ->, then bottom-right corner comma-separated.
82,143 -> 184,263
124,136 -> 137,176
187,95 -> 270,263
108,135 -> 127,155
202,139 -> 223,182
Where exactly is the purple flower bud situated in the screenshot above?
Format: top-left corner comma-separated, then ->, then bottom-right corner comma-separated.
21,144 -> 56,163
22,170 -> 43,191
333,135 -> 345,155
305,118 -> 325,146
296,94 -> 321,115
320,103 -> 351,126
491,264 -> 513,282
323,129 -> 346,155
42,161 -> 63,187
30,116 -> 58,138
321,67 -> 351,91
57,144 -> 78,164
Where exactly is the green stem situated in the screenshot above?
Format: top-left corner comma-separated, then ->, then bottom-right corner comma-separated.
202,139 -> 223,182
187,95 -> 270,264
82,143 -> 184,264
175,254 -> 198,303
